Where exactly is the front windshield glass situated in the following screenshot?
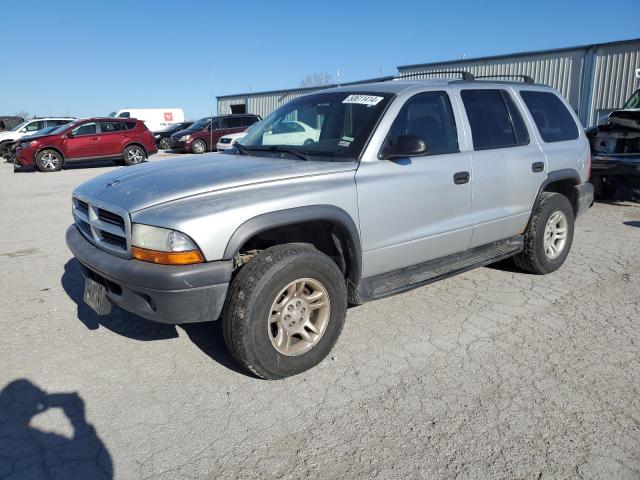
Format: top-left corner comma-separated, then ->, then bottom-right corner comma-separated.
623,89 -> 640,109
237,91 -> 394,161
188,118 -> 211,130
10,120 -> 29,132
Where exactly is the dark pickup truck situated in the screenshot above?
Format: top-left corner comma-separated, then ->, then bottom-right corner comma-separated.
588,89 -> 640,199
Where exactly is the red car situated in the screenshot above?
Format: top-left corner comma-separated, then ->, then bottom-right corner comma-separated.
15,117 -> 158,172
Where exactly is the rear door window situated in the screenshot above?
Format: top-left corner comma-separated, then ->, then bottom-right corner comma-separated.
461,89 -> 529,150
242,116 -> 260,127
224,117 -> 244,128
519,91 -> 579,142
124,121 -> 137,130
99,121 -> 124,133
386,91 -> 459,156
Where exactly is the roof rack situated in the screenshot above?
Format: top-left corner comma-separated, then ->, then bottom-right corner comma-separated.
475,74 -> 535,84
396,70 -> 475,81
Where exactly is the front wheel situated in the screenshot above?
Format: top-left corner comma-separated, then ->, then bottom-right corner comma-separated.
514,192 -> 575,274
191,139 -> 207,154
122,145 -> 146,166
35,149 -> 63,172
223,244 -> 348,379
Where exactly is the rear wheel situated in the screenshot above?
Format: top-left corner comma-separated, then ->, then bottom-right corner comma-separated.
35,149 -> 63,172
514,192 -> 574,274
191,139 -> 207,154
158,137 -> 171,150
223,244 -> 348,379
122,145 -> 146,166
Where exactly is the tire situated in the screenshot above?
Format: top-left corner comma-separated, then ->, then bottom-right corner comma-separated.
158,137 -> 171,150
122,145 -> 146,166
191,139 -> 207,154
514,192 -> 575,275
223,244 -> 348,379
591,176 -> 617,200
303,138 -> 314,145
35,149 -> 63,172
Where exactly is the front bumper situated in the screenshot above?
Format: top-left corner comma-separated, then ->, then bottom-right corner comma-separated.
591,153 -> 640,177
66,225 -> 232,324
575,182 -> 594,218
169,138 -> 191,152
15,146 -> 35,167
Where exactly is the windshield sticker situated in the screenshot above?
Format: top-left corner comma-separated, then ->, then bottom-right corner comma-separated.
341,136 -> 354,142
338,140 -> 351,148
342,95 -> 384,106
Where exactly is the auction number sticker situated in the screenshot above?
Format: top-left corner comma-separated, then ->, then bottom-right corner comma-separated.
342,95 -> 384,106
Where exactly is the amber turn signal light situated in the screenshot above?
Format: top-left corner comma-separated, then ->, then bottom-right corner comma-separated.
131,246 -> 204,265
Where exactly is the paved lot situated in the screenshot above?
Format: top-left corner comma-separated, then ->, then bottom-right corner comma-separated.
1,156 -> 640,479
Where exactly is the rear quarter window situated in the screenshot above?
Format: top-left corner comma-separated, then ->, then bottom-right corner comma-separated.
519,91 -> 579,143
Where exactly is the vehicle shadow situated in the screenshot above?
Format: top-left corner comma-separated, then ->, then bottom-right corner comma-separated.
0,379 -> 113,479
62,160 -> 120,170
624,221 -> 640,228
61,259 -> 248,376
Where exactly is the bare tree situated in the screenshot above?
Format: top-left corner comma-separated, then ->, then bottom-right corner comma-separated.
299,73 -> 332,87
14,111 -> 29,119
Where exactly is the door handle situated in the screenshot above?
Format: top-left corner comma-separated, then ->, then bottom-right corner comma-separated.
453,171 -> 470,185
532,162 -> 545,172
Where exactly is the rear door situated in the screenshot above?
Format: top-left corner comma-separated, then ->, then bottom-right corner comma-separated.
356,90 -> 474,278
458,88 -> 545,247
64,122 -> 100,159
209,118 -> 226,146
98,121 -> 125,156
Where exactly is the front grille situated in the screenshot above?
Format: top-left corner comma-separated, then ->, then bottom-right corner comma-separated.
98,208 -> 125,228
73,196 -> 130,257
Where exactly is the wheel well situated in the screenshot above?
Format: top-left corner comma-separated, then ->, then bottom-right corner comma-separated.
236,220 -> 359,298
124,142 -> 147,156
37,147 -> 66,162
542,178 -> 578,215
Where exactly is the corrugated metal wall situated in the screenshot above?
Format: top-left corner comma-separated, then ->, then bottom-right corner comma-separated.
398,48 -> 586,115
588,40 -> 640,126
218,40 -> 640,127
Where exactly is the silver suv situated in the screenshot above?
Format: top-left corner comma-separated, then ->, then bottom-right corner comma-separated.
67,76 -> 594,379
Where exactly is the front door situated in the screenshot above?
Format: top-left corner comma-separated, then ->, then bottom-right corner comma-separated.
458,88 -> 546,247
356,90 -> 474,278
64,122 -> 100,159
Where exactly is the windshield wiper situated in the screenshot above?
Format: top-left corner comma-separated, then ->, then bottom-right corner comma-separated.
241,145 -> 311,161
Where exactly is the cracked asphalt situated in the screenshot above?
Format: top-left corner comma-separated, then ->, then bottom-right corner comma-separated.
1,156 -> 640,479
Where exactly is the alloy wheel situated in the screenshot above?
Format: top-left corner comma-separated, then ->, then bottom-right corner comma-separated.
127,148 -> 144,164
543,210 -> 568,259
268,278 -> 331,356
40,152 -> 60,170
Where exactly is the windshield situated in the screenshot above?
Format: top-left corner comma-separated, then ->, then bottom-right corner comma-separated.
623,89 -> 640,109
188,118 -> 211,130
237,91 -> 393,161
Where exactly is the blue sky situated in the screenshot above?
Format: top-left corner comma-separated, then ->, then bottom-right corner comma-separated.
1,0 -> 638,119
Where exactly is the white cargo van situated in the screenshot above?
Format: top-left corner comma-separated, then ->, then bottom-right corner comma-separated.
108,108 -> 185,132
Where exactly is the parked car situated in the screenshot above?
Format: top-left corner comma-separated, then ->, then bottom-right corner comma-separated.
66,77 -> 593,379
153,122 -> 193,150
15,117 -> 157,172
0,117 -> 75,160
109,108 -> 185,132
170,114 -> 260,153
0,116 -> 24,131
587,88 -> 640,198
216,132 -> 246,151
263,120 -> 320,145
4,125 -> 69,165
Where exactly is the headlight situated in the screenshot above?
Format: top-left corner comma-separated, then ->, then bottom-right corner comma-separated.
131,224 -> 203,265
21,141 -> 37,148
178,135 -> 190,142
154,134 -> 161,138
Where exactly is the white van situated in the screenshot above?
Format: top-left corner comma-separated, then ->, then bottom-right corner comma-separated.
108,108 -> 185,132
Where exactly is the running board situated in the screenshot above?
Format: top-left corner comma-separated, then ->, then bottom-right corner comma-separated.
359,236 -> 524,301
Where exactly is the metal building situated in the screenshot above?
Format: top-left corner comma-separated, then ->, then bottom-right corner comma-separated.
218,38 -> 640,127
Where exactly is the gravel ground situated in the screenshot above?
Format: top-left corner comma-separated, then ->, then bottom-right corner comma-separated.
1,156 -> 639,480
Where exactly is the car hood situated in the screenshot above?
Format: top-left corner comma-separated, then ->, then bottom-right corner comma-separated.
20,133 -> 58,143
74,153 -> 357,213
0,130 -> 17,141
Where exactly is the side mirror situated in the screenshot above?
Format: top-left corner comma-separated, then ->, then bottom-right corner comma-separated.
19,128 -> 27,133
380,134 -> 428,160
66,131 -> 75,138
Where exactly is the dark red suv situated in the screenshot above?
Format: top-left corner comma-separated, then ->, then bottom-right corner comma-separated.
169,114 -> 260,153
15,118 -> 158,172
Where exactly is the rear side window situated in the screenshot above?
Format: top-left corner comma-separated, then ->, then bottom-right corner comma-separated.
519,91 -> 579,142
99,121 -> 124,133
124,121 -> 137,130
461,89 -> 529,150
224,117 -> 244,128
243,116 -> 260,127
386,91 -> 459,156
47,119 -> 71,127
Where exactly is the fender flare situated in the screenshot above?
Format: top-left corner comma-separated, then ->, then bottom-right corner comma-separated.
223,205 -> 362,286
528,168 -> 581,224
